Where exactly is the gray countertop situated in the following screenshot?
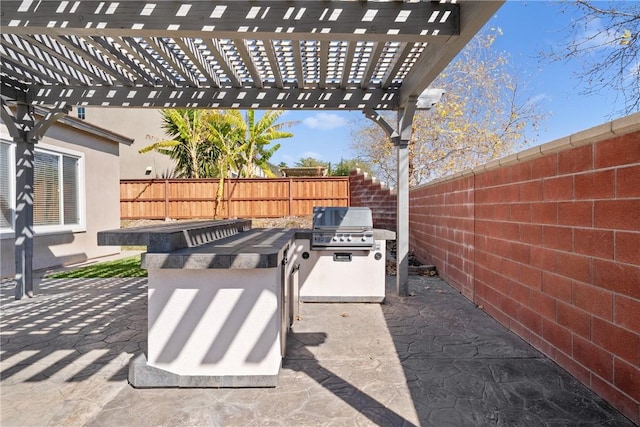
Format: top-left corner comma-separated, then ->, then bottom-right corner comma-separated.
98,219 -> 252,252
142,228 -> 296,269
142,228 -> 396,270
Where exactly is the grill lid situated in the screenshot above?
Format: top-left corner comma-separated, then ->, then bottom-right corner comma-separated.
312,207 -> 373,230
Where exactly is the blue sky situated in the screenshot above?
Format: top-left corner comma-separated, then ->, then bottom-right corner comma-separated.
270,1 -> 632,168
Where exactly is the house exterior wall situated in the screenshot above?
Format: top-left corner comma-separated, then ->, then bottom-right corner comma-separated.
81,107 -> 175,179
1,120 -> 122,277
406,113 -> 640,424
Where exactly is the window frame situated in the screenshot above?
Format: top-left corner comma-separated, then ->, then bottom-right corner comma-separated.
0,140 -> 86,239
0,140 -> 16,233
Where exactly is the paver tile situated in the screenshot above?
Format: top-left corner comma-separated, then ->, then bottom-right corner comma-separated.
0,275 -> 634,426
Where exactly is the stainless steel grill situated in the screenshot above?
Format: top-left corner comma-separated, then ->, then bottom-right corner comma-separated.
311,207 -> 375,250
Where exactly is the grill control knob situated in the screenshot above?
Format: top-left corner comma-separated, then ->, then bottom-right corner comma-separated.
332,236 -> 338,242
339,237 -> 344,242
361,237 -> 367,242
347,237 -> 352,242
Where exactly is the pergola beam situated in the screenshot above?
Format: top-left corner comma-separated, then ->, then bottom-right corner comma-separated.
233,39 -> 264,89
262,39 -> 284,89
340,41 -> 357,89
1,2 -> 460,38
19,85 -> 400,110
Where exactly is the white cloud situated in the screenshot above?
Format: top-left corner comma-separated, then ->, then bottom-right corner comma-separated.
527,93 -> 549,107
301,151 -> 323,159
302,112 -> 348,130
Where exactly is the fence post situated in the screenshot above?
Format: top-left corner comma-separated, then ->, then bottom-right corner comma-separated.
164,179 -> 169,220
226,179 -> 231,218
288,178 -> 293,216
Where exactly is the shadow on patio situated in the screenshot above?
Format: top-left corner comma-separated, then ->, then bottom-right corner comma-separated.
381,275 -> 633,426
0,275 -> 633,426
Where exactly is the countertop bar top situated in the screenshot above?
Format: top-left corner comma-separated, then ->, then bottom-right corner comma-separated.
142,228 -> 297,269
98,219 -> 252,252
142,228 -> 396,270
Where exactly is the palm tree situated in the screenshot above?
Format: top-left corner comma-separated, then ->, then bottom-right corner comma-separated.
237,110 -> 294,178
139,109 -> 213,178
207,111 -> 246,218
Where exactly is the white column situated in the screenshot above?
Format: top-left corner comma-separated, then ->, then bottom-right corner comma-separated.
396,142 -> 409,297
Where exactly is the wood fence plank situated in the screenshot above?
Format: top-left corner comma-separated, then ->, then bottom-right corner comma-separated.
120,177 -> 350,219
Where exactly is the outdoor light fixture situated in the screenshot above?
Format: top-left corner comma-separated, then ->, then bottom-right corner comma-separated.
416,88 -> 445,110
145,166 -> 152,175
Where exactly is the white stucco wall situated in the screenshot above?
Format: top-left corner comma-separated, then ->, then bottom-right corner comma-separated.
0,119 -> 123,277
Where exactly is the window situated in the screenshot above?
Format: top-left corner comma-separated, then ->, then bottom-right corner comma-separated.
77,107 -> 86,120
0,142 -> 13,230
0,140 -> 84,235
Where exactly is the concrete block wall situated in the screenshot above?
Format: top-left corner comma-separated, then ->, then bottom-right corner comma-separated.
407,113 -> 640,424
409,175 -> 475,300
349,169 -> 396,231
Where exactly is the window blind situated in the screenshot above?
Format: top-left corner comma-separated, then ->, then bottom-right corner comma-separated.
63,156 -> 79,225
0,143 -> 11,229
34,151 -> 60,226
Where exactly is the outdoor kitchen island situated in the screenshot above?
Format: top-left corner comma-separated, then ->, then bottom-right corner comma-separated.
98,213 -> 394,388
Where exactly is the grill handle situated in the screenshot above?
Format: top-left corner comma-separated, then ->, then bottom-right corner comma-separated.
333,253 -> 352,262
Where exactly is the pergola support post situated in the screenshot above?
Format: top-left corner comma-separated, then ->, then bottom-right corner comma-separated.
363,100 -> 417,297
1,97 -> 70,299
14,135 -> 35,299
395,100 -> 417,297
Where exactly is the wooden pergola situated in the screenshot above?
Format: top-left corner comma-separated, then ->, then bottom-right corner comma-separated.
1,0 -> 503,299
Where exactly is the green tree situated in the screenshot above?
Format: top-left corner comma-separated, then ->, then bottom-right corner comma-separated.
139,109 -> 212,178
331,158 -> 374,176
207,110 -> 246,218
237,110 -> 294,178
352,29 -> 546,187
294,157 -> 330,169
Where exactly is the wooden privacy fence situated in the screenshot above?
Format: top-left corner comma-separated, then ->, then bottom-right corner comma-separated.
120,177 -> 350,219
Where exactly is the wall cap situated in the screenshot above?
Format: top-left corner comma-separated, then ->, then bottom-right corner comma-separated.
412,111 -> 640,191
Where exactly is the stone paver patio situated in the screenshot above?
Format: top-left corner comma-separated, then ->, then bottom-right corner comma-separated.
0,274 -> 633,426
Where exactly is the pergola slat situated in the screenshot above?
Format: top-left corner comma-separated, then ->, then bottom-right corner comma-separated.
175,38 -> 222,88
54,35 -> 137,86
262,39 -> 284,89
233,38 -> 264,89
26,35 -> 114,86
81,36 -> 159,86
120,37 -> 182,87
144,37 -> 201,87
360,42 -> 385,90
293,40 -> 305,89
203,38 -> 243,88
340,41 -> 357,89
381,42 -> 413,90
1,35 -> 74,86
